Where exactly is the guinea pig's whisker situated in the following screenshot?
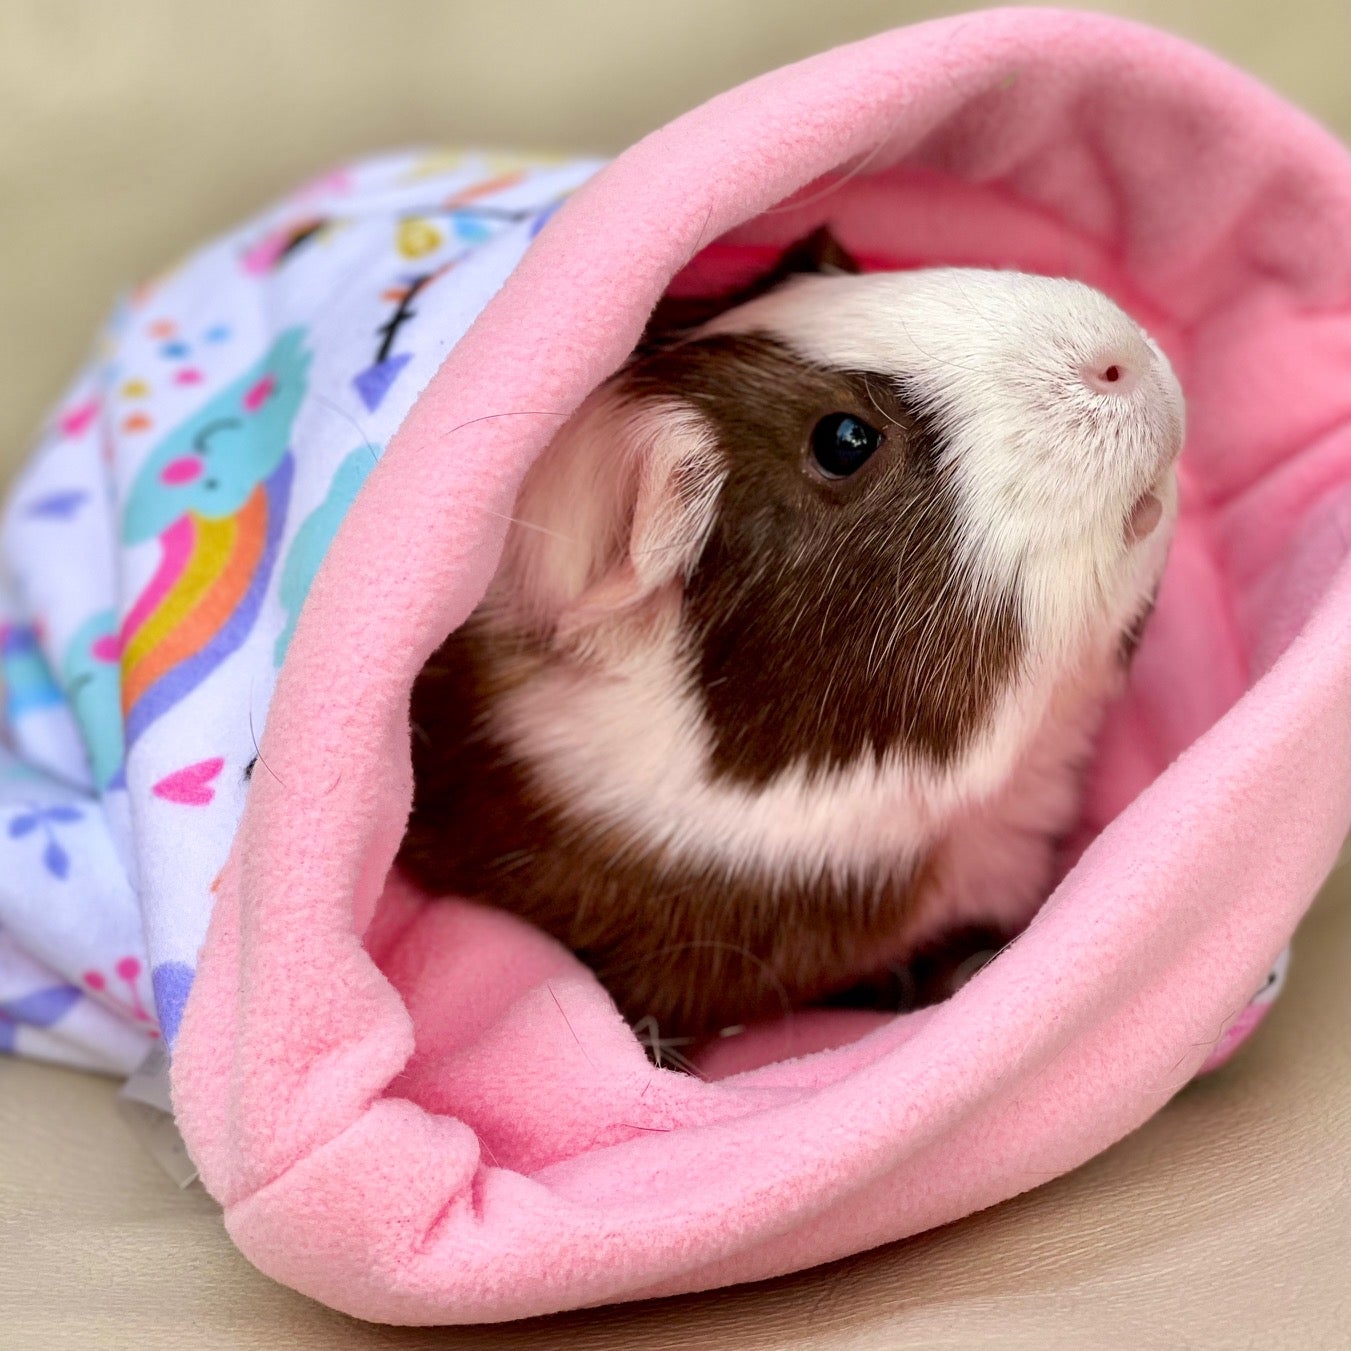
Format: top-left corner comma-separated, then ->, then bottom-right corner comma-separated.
951,274 -> 1005,338
760,124 -> 900,218
630,1017 -> 701,1074
690,200 -> 717,254
545,981 -> 600,1074
753,30 -> 1002,226
755,40 -> 1002,226
859,375 -> 897,429
485,508 -> 576,543
443,409 -> 573,436
246,682 -> 287,789
630,532 -> 700,560
312,392 -> 382,466
895,311 -> 986,377
906,590 -> 961,694
606,938 -> 798,1031
816,534 -> 857,608
866,594 -> 910,682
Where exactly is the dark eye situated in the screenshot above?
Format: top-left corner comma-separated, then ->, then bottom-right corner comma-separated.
809,413 -> 883,479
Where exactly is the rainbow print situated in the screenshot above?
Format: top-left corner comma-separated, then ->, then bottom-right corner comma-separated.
119,329 -> 308,750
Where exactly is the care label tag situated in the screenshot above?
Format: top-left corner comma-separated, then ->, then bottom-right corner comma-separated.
116,1041 -> 199,1188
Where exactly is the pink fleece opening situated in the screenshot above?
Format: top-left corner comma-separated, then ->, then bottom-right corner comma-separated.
172,8 -> 1351,1325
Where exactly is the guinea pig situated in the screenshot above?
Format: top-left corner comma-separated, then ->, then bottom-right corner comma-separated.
397,239 -> 1184,1039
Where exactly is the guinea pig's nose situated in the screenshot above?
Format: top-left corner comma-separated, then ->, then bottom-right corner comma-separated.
1078,337 -> 1154,396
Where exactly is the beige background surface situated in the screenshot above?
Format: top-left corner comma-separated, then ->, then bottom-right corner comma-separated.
3,0 -> 1350,470
2,2 -> 1350,1347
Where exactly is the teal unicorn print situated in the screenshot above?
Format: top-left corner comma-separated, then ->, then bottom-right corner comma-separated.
118,328 -> 309,748
0,624 -> 64,726
123,327 -> 310,544
61,610 -> 124,792
275,446 -> 376,666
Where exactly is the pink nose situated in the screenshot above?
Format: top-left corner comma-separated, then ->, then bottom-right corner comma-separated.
160,455 -> 202,485
1079,338 -> 1153,396
1081,360 -> 1143,395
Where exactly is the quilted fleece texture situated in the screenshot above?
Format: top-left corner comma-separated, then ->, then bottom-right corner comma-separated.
171,7 -> 1351,1325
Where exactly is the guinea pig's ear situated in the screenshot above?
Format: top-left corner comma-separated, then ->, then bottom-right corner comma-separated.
494,387 -> 723,652
772,224 -> 862,279
642,225 -> 859,346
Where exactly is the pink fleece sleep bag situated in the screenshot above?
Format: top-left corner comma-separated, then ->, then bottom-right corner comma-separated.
149,7 -> 1351,1325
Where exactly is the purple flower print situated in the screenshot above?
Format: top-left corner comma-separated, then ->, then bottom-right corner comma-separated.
7,802 -> 83,879
25,489 -> 89,520
0,984 -> 82,1054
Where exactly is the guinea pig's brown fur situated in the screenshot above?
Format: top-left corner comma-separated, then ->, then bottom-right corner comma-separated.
398,233 -> 1182,1037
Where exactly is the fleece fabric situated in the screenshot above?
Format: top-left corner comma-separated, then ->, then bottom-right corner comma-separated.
5,5 -> 1351,1327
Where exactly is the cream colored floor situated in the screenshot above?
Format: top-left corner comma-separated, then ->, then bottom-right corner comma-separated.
2,2 -> 1350,1346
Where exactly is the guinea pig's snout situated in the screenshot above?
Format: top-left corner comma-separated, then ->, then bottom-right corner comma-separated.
1073,325 -> 1186,477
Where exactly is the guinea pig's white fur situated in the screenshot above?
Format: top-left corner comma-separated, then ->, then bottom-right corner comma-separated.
483,270 -> 1181,940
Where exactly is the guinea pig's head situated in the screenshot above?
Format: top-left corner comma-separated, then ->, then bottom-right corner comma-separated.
492,266 -> 1183,801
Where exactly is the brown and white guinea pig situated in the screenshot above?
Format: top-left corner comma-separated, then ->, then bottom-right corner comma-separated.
398,233 -> 1184,1038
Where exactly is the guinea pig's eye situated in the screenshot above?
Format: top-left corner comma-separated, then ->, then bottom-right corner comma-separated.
809,413 -> 883,479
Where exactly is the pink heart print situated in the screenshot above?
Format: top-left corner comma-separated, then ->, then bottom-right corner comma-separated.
59,399 -> 99,437
152,757 -> 225,806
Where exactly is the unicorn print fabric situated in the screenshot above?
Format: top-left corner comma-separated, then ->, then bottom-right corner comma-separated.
0,151 -> 600,1069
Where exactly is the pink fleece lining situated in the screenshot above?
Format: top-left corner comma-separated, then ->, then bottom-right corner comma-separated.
172,8 -> 1351,1324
